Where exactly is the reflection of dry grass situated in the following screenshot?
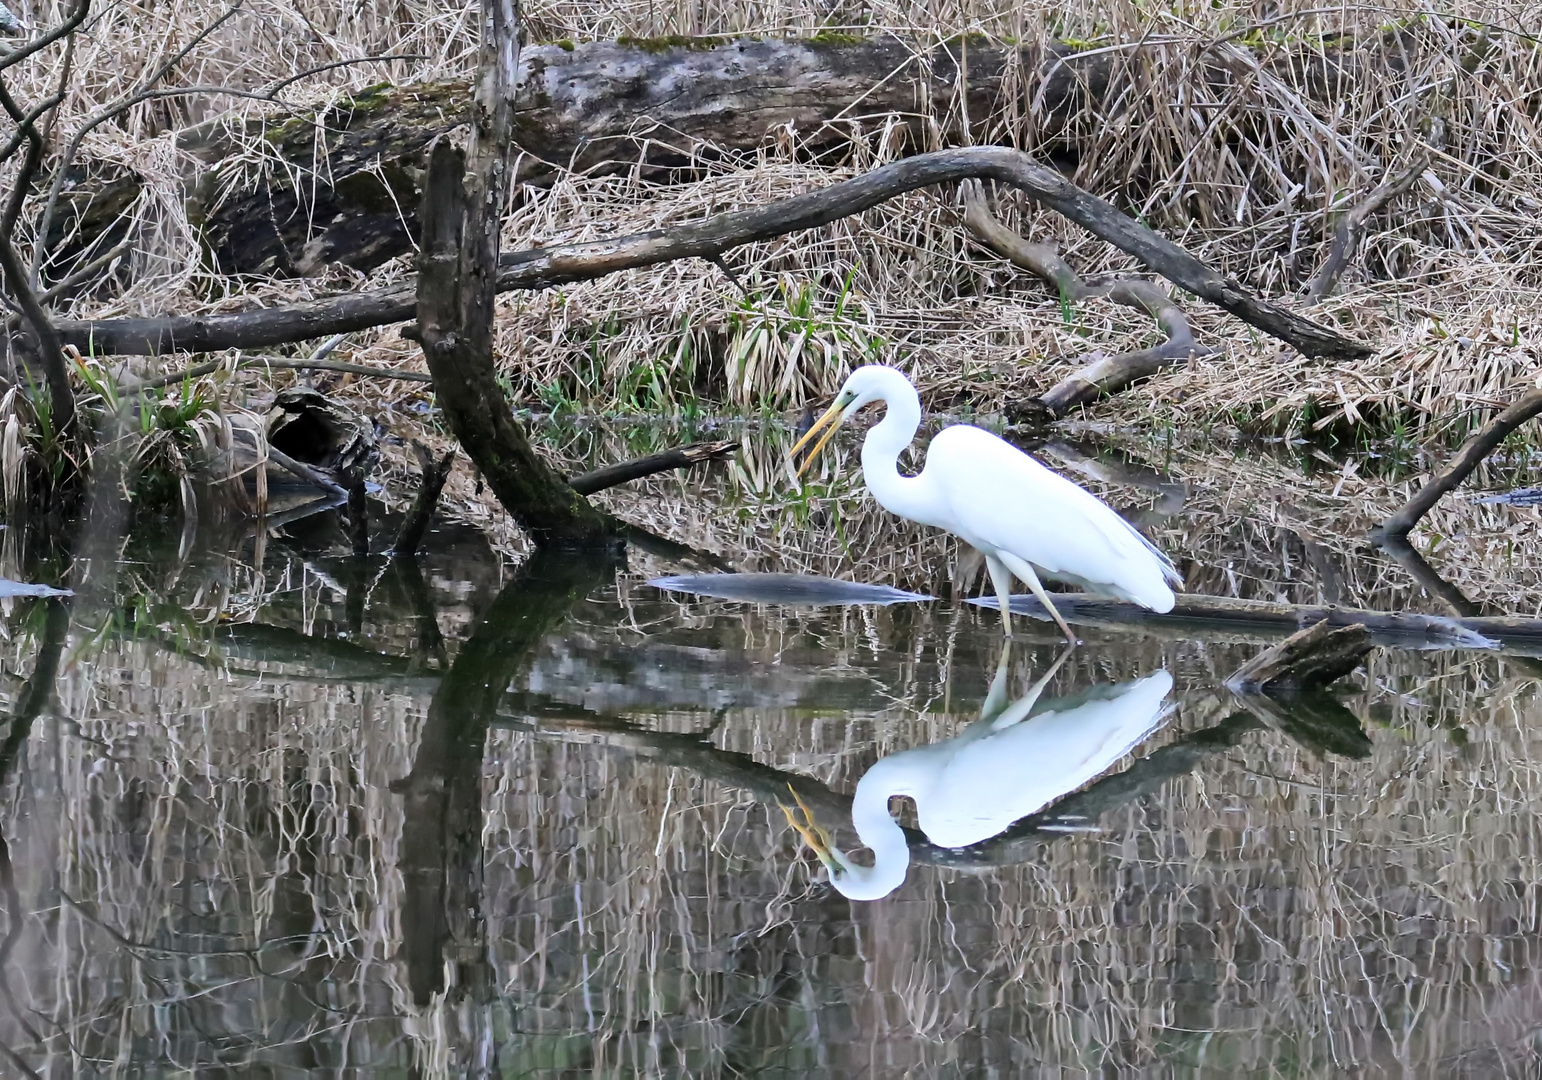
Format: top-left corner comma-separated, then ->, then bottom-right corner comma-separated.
4,526 -> 1542,1074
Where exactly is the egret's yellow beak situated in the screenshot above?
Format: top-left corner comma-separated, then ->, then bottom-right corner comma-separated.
789,398 -> 847,478
780,785 -> 840,872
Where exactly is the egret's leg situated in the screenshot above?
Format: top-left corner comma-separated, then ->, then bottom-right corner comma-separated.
984,554 -> 1016,638
998,552 -> 1077,642
988,641 -> 1076,732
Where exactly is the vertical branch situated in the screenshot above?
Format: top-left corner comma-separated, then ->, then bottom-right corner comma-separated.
0,79 -> 75,431
410,0 -> 614,548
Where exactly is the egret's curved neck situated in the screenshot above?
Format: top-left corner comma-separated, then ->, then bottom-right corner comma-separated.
830,759 -> 914,901
859,375 -> 929,522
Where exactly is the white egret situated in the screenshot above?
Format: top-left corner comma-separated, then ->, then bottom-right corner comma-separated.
790,365 -> 1181,639
784,647 -> 1174,901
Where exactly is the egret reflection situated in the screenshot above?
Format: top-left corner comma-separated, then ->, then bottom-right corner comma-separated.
785,646 -> 1175,900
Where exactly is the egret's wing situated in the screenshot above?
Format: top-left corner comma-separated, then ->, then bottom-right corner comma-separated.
926,426 -> 1180,596
918,671 -> 1174,847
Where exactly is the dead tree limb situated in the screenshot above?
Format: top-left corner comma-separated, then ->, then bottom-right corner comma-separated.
411,2 -> 614,549
51,147 -> 1371,361
1305,156 -> 1429,301
1374,384 -> 1542,541
960,180 -> 1207,417
1225,619 -> 1373,693
392,440 -> 454,558
568,439 -> 735,496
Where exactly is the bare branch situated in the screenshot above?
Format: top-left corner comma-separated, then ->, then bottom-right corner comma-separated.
49,147 -> 1372,360
567,440 -> 736,495
1305,155 -> 1429,301
1373,384 -> 1542,541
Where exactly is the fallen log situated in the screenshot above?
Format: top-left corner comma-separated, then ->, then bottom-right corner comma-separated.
567,439 -> 736,495
54,32 -> 1449,280
54,147 -> 1370,360
971,591 -> 1542,654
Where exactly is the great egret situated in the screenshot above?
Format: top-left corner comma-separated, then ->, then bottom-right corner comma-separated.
790,365 -> 1181,639
783,647 -> 1174,901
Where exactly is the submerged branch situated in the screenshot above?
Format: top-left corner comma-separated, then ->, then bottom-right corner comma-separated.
50,148 -> 1370,361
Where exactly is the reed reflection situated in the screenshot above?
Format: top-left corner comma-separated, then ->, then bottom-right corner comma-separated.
784,643 -> 1174,900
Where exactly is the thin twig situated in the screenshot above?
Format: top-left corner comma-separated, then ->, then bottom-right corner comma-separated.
568,440 -> 736,495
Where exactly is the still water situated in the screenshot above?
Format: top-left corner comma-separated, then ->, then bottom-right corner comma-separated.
1,487 -> 1541,1078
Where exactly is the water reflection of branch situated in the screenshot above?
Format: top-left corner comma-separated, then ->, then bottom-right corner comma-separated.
394,552 -> 614,1007
0,598 -> 72,1080
505,703 -> 1269,869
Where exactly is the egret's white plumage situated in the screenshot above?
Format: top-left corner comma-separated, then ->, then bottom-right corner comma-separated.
791,365 -> 1181,637
784,647 -> 1174,901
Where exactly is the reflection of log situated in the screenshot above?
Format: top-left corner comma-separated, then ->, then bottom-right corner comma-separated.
982,591 -> 1542,653
395,551 -> 612,1005
1374,385 -> 1542,541
53,147 -> 1369,360
1225,619 -> 1373,692
1232,691 -> 1372,760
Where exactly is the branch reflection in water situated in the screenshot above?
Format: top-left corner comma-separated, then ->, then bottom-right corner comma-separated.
782,643 -> 1174,899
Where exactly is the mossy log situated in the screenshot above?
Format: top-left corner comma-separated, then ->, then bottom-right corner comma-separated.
50,32 -> 1411,280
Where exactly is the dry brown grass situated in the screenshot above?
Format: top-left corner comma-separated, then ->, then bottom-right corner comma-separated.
4,0 -> 1542,436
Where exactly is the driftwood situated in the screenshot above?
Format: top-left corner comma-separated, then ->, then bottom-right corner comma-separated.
53,147 -> 1369,361
567,439 -> 736,496
1305,156 -> 1429,301
979,591 -> 1542,654
960,181 -> 1208,417
1374,384 -> 1542,541
1225,619 -> 1374,692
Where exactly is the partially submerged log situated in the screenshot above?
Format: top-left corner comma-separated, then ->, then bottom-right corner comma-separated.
978,591 -> 1542,654
1224,619 -> 1374,693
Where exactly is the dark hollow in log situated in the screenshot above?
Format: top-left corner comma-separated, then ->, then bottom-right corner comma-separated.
1224,619 -> 1374,693
1374,384 -> 1542,541
54,147 -> 1370,361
